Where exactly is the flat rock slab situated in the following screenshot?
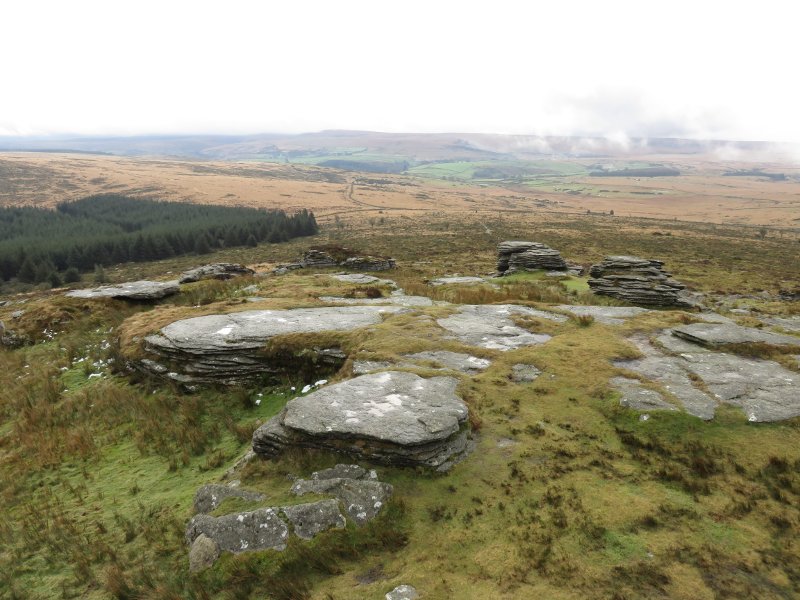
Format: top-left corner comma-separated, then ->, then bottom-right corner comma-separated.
616,333 -> 800,422
555,305 -> 650,325
253,372 -> 471,469
67,280 -> 180,300
319,294 -> 434,307
437,304 -> 565,351
150,306 -> 402,353
352,359 -> 395,375
672,323 -> 800,348
759,316 -> 800,333
610,376 -> 679,412
179,263 -> 255,284
331,273 -> 396,286
193,484 -> 265,514
186,508 -> 289,554
284,372 -> 466,445
403,351 -> 491,373
140,305 -> 403,384
429,276 -> 486,286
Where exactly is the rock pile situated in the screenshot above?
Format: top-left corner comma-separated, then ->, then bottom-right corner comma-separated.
275,248 -> 397,273
588,256 -> 691,307
253,371 -> 472,470
179,263 -> 255,284
66,280 -> 180,301
496,241 -> 567,274
138,305 -> 403,385
185,465 -> 392,571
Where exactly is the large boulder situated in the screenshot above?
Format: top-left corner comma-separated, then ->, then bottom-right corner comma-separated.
496,241 -> 567,274
253,371 -> 472,470
66,280 -> 180,301
179,263 -> 255,284
588,256 -> 692,307
138,305 -> 403,385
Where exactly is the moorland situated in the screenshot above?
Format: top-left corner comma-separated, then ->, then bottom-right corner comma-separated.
0,133 -> 799,600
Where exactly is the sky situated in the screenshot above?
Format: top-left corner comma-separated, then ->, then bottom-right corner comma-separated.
1,0 -> 798,142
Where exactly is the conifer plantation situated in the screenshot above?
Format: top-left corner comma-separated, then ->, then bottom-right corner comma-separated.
0,195 -> 318,284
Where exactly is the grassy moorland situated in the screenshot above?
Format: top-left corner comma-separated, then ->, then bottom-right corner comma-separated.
0,207 -> 799,600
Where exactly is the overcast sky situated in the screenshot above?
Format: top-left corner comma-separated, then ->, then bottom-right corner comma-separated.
1,0 -> 798,142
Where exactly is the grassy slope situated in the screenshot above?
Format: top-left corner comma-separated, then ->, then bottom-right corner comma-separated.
0,213 -> 799,599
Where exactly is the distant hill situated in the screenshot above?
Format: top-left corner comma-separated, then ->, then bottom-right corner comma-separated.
1,130 -> 796,162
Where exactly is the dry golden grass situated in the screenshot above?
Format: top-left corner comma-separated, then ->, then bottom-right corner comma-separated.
1,152 -> 799,228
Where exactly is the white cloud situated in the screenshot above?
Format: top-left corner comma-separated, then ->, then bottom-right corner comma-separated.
1,0 -> 798,141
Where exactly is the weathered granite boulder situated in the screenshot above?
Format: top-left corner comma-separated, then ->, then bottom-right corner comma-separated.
386,584 -> 419,600
301,248 -> 396,271
588,256 -> 692,307
186,508 -> 289,553
66,280 -> 180,301
497,241 -> 567,274
437,304 -> 565,351
193,484 -> 265,514
179,263 -> 255,284
185,464 -> 392,569
281,499 -> 347,539
672,322 -> 800,348
291,476 -> 393,526
614,332 -> 800,422
188,534 -> 219,572
138,305 -> 403,385
253,372 -> 471,470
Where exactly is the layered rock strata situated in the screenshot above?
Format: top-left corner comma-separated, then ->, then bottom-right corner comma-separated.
588,256 -> 691,307
253,372 -> 471,470
496,241 -> 567,274
139,305 -> 402,385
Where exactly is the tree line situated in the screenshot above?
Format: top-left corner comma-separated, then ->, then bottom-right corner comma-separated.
0,194 -> 318,285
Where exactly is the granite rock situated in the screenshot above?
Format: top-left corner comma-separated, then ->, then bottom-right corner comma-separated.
138,305 -> 403,385
193,484 -> 265,514
437,304 -> 565,351
588,256 -> 691,307
672,322 -> 800,348
253,371 -> 471,469
66,280 -> 180,301
179,263 -> 255,284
